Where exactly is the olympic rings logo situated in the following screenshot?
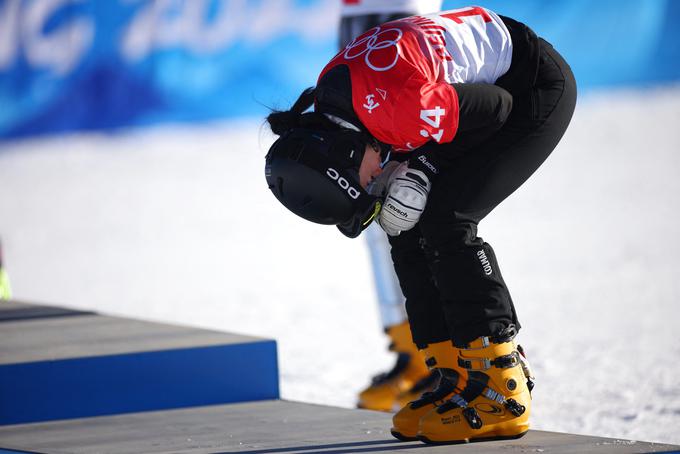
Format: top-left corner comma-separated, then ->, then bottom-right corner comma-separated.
343,26 -> 403,72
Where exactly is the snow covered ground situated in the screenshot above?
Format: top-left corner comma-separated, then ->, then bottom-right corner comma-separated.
1,85 -> 679,445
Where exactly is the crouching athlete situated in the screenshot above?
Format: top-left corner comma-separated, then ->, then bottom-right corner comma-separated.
264,6 -> 576,444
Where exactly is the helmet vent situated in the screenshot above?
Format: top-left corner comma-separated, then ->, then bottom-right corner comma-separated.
276,177 -> 285,197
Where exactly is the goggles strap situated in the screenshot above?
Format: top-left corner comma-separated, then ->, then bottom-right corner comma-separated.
324,113 -> 361,132
295,142 -> 375,209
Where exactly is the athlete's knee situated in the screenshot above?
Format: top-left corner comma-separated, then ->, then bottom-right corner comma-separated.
419,219 -> 482,253
389,226 -> 426,268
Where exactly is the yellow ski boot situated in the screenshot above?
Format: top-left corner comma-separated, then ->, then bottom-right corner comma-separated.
418,332 -> 533,444
390,340 -> 466,441
393,368 -> 439,411
357,321 -> 429,412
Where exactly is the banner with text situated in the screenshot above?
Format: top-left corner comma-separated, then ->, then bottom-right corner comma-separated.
1,0 -> 678,139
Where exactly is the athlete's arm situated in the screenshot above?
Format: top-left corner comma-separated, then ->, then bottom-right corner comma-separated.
408,83 -> 513,180
454,83 -> 513,144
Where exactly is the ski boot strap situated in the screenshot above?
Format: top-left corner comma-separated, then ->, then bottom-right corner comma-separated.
454,326 -> 518,350
458,350 -> 521,371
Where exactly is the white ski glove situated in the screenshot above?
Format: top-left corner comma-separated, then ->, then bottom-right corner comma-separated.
370,161 -> 431,236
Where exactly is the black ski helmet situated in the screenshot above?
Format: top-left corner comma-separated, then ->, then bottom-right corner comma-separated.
265,127 -> 382,238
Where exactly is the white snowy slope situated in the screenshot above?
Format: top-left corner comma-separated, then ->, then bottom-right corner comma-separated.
0,85 -> 679,445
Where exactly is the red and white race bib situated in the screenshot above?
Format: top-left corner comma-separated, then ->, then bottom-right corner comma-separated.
319,6 -> 512,151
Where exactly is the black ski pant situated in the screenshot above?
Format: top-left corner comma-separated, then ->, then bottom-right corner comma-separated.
389,39 -> 577,347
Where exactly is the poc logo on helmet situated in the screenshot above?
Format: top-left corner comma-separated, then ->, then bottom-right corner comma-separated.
326,168 -> 360,200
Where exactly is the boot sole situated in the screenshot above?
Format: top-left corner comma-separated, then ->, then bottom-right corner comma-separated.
418,430 -> 528,445
390,429 -> 419,442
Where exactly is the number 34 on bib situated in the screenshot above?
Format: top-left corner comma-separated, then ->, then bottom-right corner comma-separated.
419,107 -> 446,142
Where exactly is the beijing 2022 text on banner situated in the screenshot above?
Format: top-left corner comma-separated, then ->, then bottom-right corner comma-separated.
1,0 -> 678,139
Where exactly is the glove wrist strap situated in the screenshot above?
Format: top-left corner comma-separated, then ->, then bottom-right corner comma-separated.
408,150 -> 441,183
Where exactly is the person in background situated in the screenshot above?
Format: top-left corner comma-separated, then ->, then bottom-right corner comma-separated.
0,238 -> 12,300
339,0 -> 443,413
265,5 -> 576,444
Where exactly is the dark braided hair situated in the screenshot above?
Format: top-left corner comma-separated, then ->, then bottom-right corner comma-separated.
266,87 -> 337,136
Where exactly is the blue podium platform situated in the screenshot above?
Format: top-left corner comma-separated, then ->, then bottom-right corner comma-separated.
0,302 -> 678,454
0,301 -> 279,425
